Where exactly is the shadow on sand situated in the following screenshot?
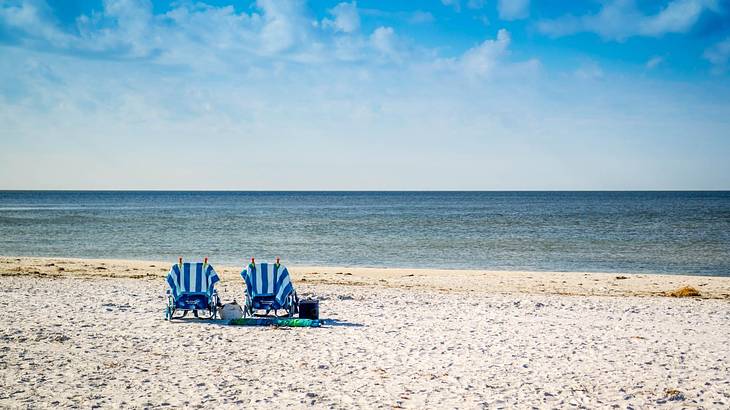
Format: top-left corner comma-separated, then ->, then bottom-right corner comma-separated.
321,318 -> 364,327
165,317 -> 229,326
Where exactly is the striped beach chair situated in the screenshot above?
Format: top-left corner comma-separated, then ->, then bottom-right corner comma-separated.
241,258 -> 299,317
165,258 -> 220,320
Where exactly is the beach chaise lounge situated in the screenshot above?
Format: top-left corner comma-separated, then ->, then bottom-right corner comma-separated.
240,258 -> 299,317
165,258 -> 220,320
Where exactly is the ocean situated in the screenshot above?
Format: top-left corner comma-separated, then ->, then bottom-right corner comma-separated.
0,191 -> 728,276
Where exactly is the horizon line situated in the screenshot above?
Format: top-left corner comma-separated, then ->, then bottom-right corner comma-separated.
1,189 -> 729,193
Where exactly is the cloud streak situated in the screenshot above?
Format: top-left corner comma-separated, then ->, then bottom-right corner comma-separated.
498,0 -> 530,21
704,36 -> 730,73
459,28 -> 512,77
322,1 -> 360,33
536,0 -> 722,41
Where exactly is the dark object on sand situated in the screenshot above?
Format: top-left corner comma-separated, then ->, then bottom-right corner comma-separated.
299,299 -> 320,320
668,286 -> 701,297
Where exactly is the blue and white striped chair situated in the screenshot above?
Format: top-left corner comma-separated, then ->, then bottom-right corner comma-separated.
240,258 -> 298,317
165,259 -> 220,320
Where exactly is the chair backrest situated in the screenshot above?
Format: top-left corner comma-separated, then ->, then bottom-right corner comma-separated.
241,262 -> 294,305
166,262 -> 219,298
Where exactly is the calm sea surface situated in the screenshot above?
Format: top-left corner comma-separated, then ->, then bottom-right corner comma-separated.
0,191 -> 728,276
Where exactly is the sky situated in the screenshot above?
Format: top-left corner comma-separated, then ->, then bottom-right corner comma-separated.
1,0 -> 729,190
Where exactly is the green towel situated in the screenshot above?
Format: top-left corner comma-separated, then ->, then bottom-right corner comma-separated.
229,317 -> 321,327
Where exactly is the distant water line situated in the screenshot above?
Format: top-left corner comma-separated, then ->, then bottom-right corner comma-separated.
0,191 -> 729,276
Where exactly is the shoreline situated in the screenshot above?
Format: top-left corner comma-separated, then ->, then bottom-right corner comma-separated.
3,255 -> 729,299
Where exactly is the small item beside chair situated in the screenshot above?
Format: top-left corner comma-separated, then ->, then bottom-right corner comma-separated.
298,299 -> 319,320
220,300 -> 244,320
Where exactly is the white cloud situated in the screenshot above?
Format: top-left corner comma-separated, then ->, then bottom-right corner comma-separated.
78,0 -> 158,57
0,0 -> 338,65
370,26 -> 397,58
498,0 -> 530,21
537,0 -> 721,41
1,0 -> 249,60
460,29 -> 511,77
322,1 -> 360,33
575,61 -> 604,80
103,0 -> 154,37
409,11 -> 435,24
704,37 -> 730,74
441,0 -> 486,12
256,0 -> 311,54
0,0 -> 540,78
0,0 -> 75,48
441,0 -> 461,12
0,0 -> 416,67
431,29 -> 529,80
646,56 -> 664,69
639,0 -> 716,36
467,0 -> 487,10
358,8 -> 434,25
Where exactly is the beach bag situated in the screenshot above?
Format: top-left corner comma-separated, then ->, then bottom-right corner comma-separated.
298,299 -> 319,320
220,301 -> 244,320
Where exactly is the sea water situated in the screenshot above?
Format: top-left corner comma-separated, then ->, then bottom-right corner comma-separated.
0,191 -> 728,276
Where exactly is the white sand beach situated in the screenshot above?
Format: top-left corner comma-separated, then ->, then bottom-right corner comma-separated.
1,256 -> 729,408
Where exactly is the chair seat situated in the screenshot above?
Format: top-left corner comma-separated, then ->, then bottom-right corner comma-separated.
252,296 -> 276,309
174,293 -> 211,309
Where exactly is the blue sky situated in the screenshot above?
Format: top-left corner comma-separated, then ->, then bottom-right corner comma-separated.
1,0 -> 729,189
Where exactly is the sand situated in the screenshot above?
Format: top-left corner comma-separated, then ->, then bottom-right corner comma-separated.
1,256 -> 729,408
